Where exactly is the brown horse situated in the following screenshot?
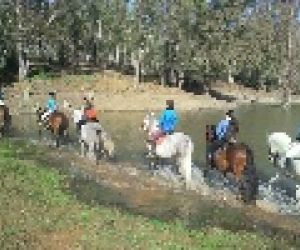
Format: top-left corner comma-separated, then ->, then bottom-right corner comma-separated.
206,125 -> 258,203
36,107 -> 69,147
0,105 -> 11,137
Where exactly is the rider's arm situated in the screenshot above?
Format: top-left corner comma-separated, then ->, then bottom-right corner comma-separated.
46,100 -> 52,110
159,111 -> 165,127
173,110 -> 178,126
215,121 -> 222,139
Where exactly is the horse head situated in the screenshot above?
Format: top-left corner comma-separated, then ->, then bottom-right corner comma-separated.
35,106 -> 44,121
141,112 -> 158,132
267,132 -> 292,164
206,125 -> 216,142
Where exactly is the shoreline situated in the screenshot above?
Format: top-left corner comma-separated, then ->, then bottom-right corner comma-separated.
9,94 -> 300,114
5,72 -> 300,112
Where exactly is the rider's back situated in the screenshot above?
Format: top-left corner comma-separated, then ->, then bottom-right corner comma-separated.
159,109 -> 178,133
85,107 -> 97,122
47,98 -> 57,112
216,119 -> 229,141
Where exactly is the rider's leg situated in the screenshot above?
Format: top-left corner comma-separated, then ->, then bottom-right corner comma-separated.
41,110 -> 50,121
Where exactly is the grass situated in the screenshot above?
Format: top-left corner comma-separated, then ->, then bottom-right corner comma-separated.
0,139 -> 295,249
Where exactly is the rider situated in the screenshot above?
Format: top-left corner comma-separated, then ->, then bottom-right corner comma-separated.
41,92 -> 58,123
84,101 -> 98,123
227,109 -> 239,143
215,110 -> 232,148
159,99 -> 178,135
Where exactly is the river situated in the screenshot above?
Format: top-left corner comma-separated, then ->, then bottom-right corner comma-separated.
12,103 -> 300,198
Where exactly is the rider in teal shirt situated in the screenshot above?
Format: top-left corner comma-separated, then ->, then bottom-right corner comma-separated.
159,100 -> 178,135
46,92 -> 57,112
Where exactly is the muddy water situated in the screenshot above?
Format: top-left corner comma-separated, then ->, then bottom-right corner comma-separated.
12,104 -> 300,193
42,153 -> 300,247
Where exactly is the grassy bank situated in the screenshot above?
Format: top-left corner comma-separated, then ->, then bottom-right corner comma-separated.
0,140 -> 294,249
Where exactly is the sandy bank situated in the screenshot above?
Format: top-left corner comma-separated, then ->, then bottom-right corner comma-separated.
4,71 -> 236,112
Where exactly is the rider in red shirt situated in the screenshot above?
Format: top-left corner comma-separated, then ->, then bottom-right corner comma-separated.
84,102 -> 98,122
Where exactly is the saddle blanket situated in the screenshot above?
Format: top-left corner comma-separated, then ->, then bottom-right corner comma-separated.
156,136 -> 166,145
81,122 -> 102,141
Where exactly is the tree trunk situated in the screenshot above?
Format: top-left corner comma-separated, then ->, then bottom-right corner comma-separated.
18,47 -> 25,82
178,70 -> 184,90
160,70 -> 166,86
282,3 -> 293,108
115,44 -> 120,66
134,59 -> 140,85
228,67 -> 234,84
123,45 -> 127,65
16,0 -> 25,82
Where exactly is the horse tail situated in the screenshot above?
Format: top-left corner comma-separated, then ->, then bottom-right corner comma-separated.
240,144 -> 258,203
181,136 -> 193,190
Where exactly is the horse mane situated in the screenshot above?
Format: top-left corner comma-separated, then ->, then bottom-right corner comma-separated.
238,142 -> 254,166
206,124 -> 217,141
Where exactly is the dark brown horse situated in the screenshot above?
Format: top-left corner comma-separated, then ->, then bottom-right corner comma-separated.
0,105 -> 11,137
206,125 -> 258,203
36,107 -> 69,147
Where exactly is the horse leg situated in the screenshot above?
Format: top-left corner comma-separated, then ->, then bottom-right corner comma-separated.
175,156 -> 182,175
95,141 -> 101,165
81,140 -> 86,157
148,156 -> 156,170
88,142 -> 95,161
55,130 -> 60,148
38,125 -> 42,140
179,141 -> 192,190
63,129 -> 68,143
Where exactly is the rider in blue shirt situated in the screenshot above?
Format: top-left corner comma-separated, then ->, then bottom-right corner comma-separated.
207,110 -> 236,167
41,92 -> 58,122
159,100 -> 178,135
216,116 -> 230,141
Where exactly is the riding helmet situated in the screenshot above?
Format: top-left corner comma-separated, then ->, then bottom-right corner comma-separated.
166,99 -> 174,109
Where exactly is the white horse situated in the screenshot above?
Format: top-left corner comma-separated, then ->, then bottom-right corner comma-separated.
73,107 -> 85,132
74,107 -> 115,162
141,112 -> 194,189
267,132 -> 300,176
80,122 -> 115,163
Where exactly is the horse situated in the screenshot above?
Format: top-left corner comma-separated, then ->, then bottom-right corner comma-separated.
73,108 -> 85,133
0,104 -> 11,137
141,112 -> 194,190
36,107 -> 69,147
80,121 -> 115,164
206,125 -> 258,203
267,132 -> 300,177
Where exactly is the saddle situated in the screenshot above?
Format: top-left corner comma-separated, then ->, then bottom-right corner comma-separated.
150,130 -> 166,145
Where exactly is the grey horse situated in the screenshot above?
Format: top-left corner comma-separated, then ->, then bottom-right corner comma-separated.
80,122 -> 115,164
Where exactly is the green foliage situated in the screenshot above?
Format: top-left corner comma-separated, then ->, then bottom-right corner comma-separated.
0,0 -> 298,89
0,140 -> 295,249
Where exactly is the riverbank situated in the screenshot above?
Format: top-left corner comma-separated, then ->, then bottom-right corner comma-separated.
4,71 -> 300,114
0,139 -> 296,249
4,71 -> 236,113
211,81 -> 300,105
